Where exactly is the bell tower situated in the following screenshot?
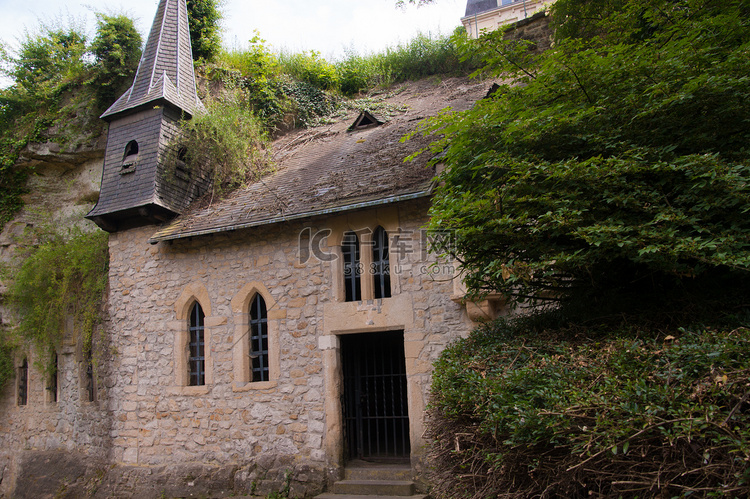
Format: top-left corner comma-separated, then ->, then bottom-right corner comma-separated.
87,0 -> 207,232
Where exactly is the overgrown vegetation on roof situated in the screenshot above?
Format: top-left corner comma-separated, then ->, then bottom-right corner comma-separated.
179,28 -> 476,197
179,92 -> 274,200
0,11 -> 476,385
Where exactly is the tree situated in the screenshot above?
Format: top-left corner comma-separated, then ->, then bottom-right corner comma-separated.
414,0 -> 750,306
89,13 -> 142,109
10,23 -> 87,95
0,14 -> 142,229
186,0 -> 222,62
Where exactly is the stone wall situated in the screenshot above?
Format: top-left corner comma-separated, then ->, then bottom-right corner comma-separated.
503,11 -> 553,53
0,151 -> 476,497
0,142 -> 110,497
462,0 -> 553,38
99,197 -> 473,495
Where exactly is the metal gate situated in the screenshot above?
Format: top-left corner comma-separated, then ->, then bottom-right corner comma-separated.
341,331 -> 410,461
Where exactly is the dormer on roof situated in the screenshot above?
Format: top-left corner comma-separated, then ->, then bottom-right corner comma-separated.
348,111 -> 384,132
86,0 -> 209,232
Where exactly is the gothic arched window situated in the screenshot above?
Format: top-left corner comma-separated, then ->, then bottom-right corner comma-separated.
188,302 -> 206,386
249,294 -> 269,382
18,358 -> 28,406
342,231 -> 361,302
372,226 -> 391,299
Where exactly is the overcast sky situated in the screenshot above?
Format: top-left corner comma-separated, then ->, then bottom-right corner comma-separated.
0,0 -> 466,59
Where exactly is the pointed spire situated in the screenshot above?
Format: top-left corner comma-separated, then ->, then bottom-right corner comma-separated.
101,0 -> 205,120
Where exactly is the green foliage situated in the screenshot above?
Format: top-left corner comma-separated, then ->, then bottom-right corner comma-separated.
0,14 -> 141,231
0,330 -> 17,392
335,51 -> 383,96
88,14 -> 142,109
220,33 -> 280,79
413,0 -> 750,305
380,30 -> 472,82
0,164 -> 27,230
429,314 -> 750,497
6,228 -> 109,382
179,92 -> 273,197
206,30 -> 476,132
210,35 -> 290,126
278,50 -> 340,91
282,80 -> 339,128
10,23 -> 88,95
186,0 -> 222,62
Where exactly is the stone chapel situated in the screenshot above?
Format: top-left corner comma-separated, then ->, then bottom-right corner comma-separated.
0,0 -> 518,496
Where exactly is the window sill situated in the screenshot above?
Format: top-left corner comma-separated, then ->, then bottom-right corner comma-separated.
232,380 -> 277,392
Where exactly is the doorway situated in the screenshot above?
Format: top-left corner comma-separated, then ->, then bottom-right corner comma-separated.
341,331 -> 410,462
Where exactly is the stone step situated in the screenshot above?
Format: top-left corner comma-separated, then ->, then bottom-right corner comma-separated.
344,464 -> 412,481
315,494 -> 426,499
332,479 -> 415,496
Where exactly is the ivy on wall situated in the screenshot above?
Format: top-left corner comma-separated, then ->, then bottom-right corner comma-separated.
2,228 -> 108,384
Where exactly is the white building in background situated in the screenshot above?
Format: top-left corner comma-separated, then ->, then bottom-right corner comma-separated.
462,0 -> 555,38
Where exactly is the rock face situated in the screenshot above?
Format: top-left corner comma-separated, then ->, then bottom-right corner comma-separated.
0,138 -> 104,266
0,136 -> 110,498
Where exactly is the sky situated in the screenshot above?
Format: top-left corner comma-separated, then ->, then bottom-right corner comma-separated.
0,0 -> 467,60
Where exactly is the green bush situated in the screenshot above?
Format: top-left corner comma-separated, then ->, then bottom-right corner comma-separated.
381,29 -> 473,82
429,315 -> 750,498
88,13 -> 142,110
219,34 -> 281,79
179,93 -> 273,197
279,50 -> 339,91
186,0 -> 222,62
10,23 -> 88,95
335,50 -> 389,96
282,80 -> 339,127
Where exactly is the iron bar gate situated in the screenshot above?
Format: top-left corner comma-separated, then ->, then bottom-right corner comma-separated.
341,331 -> 410,461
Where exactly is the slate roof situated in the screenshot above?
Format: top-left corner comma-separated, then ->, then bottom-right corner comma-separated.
149,77 -> 491,243
465,0 -> 500,17
100,0 -> 204,120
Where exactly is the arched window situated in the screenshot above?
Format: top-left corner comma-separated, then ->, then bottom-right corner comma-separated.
123,140 -> 139,163
18,358 -> 28,406
48,353 -> 58,403
175,146 -> 190,177
372,226 -> 391,299
342,231 -> 361,302
249,294 -> 269,382
84,349 -> 95,402
188,302 -> 206,386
